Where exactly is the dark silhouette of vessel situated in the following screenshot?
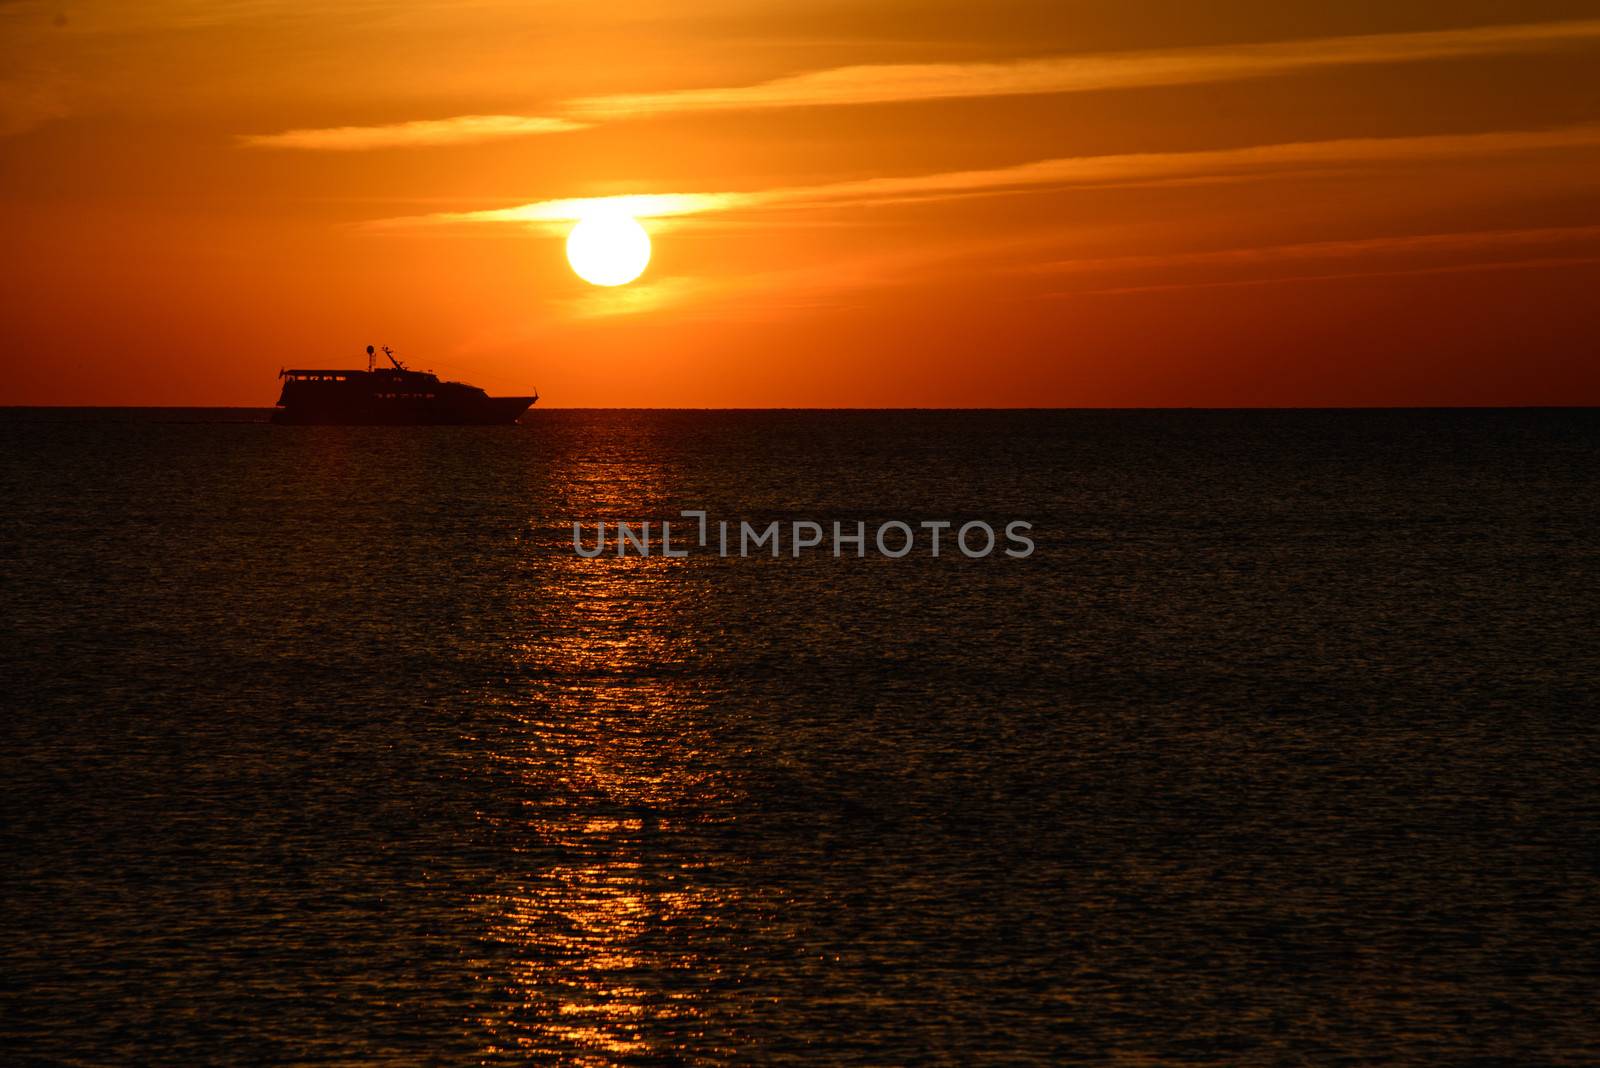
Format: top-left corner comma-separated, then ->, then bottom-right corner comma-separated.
272,346 -> 538,425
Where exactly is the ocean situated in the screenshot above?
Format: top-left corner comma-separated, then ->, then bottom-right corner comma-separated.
2,408 -> 1597,1064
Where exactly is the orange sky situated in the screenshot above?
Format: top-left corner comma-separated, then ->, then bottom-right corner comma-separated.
2,0 -> 1599,407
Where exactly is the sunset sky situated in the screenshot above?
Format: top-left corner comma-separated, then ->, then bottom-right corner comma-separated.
2,0 -> 1598,406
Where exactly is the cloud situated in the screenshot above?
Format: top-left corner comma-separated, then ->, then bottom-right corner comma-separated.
0,74 -> 68,137
1035,224 -> 1600,276
378,124 -> 1600,229
566,18 -> 1600,117
1010,223 -> 1600,294
239,114 -> 585,150
241,17 -> 1600,149
534,225 -> 1600,323
1083,256 -> 1600,295
558,230 -> 1001,320
440,192 -> 735,223
3,0 -> 526,34
0,9 -> 71,138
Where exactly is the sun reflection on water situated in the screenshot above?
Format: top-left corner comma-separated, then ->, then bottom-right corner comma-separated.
472,445 -> 750,1063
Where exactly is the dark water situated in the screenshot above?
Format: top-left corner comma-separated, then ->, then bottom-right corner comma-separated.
3,408 -> 1597,1065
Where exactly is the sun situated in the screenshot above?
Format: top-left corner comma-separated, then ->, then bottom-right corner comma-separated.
566,211 -> 651,286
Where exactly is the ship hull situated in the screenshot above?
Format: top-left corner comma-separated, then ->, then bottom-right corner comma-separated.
271,395 -> 536,426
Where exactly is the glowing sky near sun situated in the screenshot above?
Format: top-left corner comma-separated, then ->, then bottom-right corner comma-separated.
2,1 -> 1599,406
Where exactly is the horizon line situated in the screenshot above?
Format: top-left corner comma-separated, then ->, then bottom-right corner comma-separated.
5,404 -> 1598,413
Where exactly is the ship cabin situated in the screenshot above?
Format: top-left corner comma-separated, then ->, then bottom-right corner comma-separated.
278,369 -> 355,382
277,366 -> 448,402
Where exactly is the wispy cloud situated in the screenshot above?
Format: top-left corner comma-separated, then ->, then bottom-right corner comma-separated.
1084,255 -> 1600,295
1036,224 -> 1600,276
0,72 -> 68,137
540,224 -> 1600,322
378,124 -> 1600,229
1011,223 -> 1600,295
440,193 -> 734,223
567,18 -> 1600,118
241,18 -> 1600,150
558,230 -> 1006,320
240,114 -> 585,150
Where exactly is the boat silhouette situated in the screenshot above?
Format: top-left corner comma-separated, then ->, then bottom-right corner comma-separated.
272,346 -> 537,425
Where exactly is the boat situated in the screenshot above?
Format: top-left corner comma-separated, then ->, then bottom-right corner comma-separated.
271,346 -> 538,425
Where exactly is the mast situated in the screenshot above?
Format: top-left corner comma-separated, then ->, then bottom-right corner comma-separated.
382,346 -> 407,371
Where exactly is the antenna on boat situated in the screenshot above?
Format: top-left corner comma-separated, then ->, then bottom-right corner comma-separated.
366,344 -> 375,373
381,346 -> 407,371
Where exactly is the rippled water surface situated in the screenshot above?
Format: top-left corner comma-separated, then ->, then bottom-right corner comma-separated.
3,408 -> 1598,1065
